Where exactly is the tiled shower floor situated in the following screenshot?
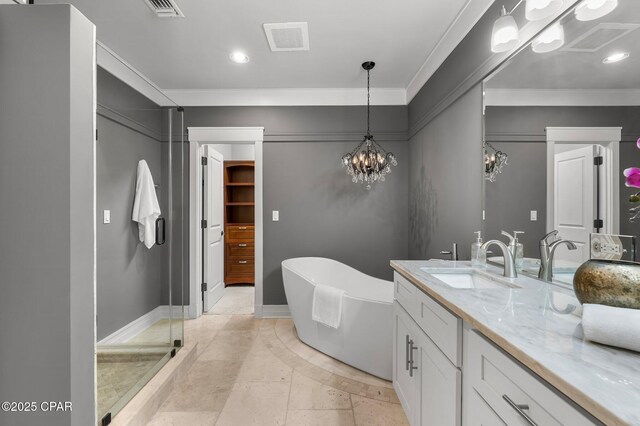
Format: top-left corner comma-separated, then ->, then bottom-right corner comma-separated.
97,349 -> 169,419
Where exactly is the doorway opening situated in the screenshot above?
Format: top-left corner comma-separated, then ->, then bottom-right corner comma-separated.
202,146 -> 256,314
546,127 -> 620,264
188,127 -> 264,319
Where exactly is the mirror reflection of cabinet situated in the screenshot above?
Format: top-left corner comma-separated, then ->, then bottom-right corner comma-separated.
481,0 -> 640,284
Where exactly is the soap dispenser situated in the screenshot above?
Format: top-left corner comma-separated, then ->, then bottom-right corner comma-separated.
471,231 -> 486,267
501,230 -> 524,271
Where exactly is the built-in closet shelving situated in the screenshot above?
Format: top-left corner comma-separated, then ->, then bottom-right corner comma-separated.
224,161 -> 255,286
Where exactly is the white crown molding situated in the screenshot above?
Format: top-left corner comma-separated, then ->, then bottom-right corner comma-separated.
164,88 -> 406,107
405,0 -> 495,103
96,41 -> 177,107
485,88 -> 640,107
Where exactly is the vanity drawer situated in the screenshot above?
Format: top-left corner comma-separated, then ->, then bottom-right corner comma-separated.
467,331 -> 598,426
227,242 -> 254,256
226,256 -> 254,274
415,290 -> 462,367
394,272 -> 417,317
226,225 -> 254,241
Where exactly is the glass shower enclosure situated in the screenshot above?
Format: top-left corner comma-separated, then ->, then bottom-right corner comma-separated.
95,67 -> 186,421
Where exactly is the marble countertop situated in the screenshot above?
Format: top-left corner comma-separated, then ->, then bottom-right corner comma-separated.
391,260 -> 640,426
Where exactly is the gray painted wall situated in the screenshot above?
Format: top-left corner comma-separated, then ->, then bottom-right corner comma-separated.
408,0 -> 524,135
404,0 -> 531,262
484,142 -> 547,255
175,106 -> 409,305
485,105 -> 640,245
408,86 -> 484,260
96,68 -> 167,341
0,5 -> 95,425
263,140 -> 409,304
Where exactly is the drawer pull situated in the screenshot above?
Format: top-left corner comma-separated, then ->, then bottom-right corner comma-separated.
238,244 -> 247,247
409,339 -> 418,377
502,395 -> 537,426
405,335 -> 411,371
238,260 -> 248,264
238,226 -> 248,230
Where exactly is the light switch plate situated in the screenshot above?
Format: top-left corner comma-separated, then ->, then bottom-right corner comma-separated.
103,210 -> 111,224
530,210 -> 537,221
272,210 -> 279,221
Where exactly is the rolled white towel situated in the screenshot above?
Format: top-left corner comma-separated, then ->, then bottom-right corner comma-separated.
312,284 -> 345,329
582,304 -> 640,353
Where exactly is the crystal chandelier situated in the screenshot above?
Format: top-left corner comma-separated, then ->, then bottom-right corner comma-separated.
484,141 -> 508,182
341,61 -> 397,190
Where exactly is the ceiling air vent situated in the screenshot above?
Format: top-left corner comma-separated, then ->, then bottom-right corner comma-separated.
263,22 -> 310,51
144,0 -> 184,18
562,23 -> 639,53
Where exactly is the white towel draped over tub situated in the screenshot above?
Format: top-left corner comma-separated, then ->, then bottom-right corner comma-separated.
312,284 -> 346,329
132,160 -> 161,249
582,304 -> 640,353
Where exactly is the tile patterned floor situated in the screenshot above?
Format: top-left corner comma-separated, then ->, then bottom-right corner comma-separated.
147,315 -> 408,425
208,285 -> 255,315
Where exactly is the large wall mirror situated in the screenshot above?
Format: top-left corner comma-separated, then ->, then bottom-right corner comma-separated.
482,0 -> 640,285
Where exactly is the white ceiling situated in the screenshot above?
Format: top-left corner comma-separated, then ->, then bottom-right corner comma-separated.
486,1 -> 640,93
39,0 -> 493,105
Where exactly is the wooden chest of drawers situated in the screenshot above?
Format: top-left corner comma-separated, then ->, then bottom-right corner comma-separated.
225,225 -> 254,285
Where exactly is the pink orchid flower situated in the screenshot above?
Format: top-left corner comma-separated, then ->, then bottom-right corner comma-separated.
625,167 -> 640,188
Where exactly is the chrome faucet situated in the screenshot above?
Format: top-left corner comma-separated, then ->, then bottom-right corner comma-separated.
538,231 -> 577,281
440,243 -> 458,261
481,240 -> 517,278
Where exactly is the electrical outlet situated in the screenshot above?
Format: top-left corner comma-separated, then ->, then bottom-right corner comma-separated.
530,210 -> 537,221
591,234 -> 625,261
272,210 -> 279,221
103,210 -> 111,224
600,243 -> 621,255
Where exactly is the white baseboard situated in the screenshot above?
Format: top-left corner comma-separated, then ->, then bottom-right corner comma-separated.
98,305 -> 188,345
260,305 -> 291,318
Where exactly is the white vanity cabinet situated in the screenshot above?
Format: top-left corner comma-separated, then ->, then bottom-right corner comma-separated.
393,273 -> 462,426
393,271 -> 600,426
464,330 -> 598,426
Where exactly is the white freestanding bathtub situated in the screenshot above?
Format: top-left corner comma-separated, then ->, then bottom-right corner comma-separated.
282,257 -> 393,380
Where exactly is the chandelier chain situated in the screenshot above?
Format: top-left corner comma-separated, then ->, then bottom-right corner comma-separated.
367,68 -> 371,137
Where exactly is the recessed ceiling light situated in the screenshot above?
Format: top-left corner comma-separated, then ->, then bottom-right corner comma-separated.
602,52 -> 629,64
230,51 -> 250,64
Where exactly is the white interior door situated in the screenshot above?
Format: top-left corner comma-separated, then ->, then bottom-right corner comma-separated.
203,146 -> 224,312
553,145 -> 597,263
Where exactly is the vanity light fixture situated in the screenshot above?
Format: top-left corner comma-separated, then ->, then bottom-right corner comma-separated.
491,6 -> 520,53
526,0 -> 564,21
532,23 -> 565,53
229,51 -> 250,64
603,52 -> 629,64
575,0 -> 618,21
341,62 -> 397,190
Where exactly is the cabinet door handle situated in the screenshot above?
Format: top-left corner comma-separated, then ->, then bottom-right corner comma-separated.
502,395 -> 537,426
238,243 -> 247,247
405,335 -> 411,371
409,339 -> 418,377
238,260 -> 248,264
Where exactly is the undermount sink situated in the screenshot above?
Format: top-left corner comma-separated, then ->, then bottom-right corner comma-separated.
428,272 -> 518,289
